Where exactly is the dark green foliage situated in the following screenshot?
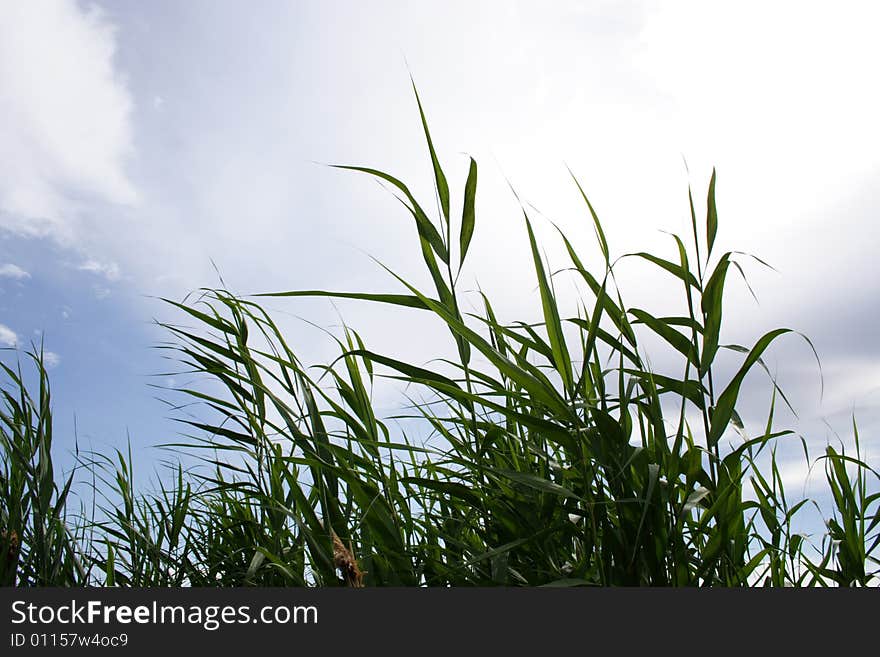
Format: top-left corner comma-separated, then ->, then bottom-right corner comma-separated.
1,92 -> 877,586
1,348 -> 88,586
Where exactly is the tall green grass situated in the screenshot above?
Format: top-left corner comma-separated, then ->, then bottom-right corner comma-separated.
1,348 -> 89,586
1,91 -> 878,586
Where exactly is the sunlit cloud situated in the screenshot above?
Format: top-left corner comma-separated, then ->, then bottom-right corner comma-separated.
0,323 -> 17,347
0,263 -> 30,279
0,0 -> 137,242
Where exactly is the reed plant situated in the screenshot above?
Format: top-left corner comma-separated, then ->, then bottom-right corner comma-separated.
1,347 -> 89,586
1,90 -> 877,586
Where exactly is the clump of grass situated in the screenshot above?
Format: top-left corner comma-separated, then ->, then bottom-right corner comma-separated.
808,426 -> 880,586
1,88 -> 877,586
0,347 -> 88,586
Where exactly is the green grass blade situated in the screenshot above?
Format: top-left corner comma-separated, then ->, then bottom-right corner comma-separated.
524,216 -> 573,394
332,164 -> 448,263
707,168 -> 718,257
568,167 -> 609,266
708,328 -> 791,447
460,157 -> 478,268
256,290 -> 432,310
700,253 -> 731,375
411,81 -> 450,226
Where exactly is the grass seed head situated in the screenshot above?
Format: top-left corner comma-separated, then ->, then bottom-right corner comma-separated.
1,529 -> 19,570
332,531 -> 364,588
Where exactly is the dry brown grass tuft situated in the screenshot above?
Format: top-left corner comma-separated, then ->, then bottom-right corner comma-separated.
332,531 -> 364,587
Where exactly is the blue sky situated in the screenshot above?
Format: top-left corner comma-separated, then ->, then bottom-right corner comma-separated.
1,0 -> 879,506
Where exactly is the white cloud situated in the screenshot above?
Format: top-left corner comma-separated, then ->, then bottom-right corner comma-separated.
797,356 -> 880,419
78,259 -> 121,281
0,263 -> 29,279
0,0 -> 136,241
0,323 -> 17,347
42,351 -> 61,368
629,0 -> 880,240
